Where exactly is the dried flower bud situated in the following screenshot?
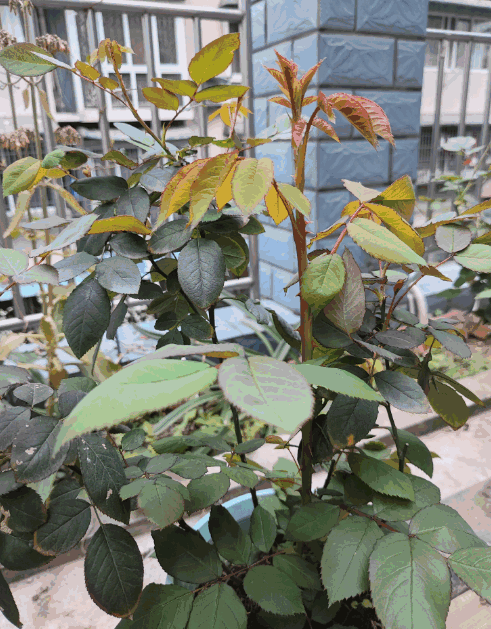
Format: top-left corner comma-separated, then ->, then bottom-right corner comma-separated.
0,30 -> 17,50
8,0 -> 33,15
0,127 -> 34,150
35,34 -> 69,56
54,125 -> 81,147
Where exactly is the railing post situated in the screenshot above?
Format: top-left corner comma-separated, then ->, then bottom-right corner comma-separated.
142,12 -> 160,138
456,40 -> 473,176
428,39 -> 446,216
0,194 -> 26,320
193,17 -> 209,159
86,8 -> 111,157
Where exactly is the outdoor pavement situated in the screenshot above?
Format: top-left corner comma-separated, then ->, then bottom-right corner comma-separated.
3,374 -> 491,628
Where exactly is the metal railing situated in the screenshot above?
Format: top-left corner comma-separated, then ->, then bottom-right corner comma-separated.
0,0 -> 260,334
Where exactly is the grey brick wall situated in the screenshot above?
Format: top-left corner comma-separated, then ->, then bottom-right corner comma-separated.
249,0 -> 429,311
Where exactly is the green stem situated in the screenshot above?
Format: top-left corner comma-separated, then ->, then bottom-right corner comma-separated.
386,403 -> 404,472
231,404 -> 258,508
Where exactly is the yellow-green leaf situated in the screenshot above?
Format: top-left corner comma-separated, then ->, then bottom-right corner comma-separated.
232,158 -> 274,214
188,154 -> 237,228
301,253 -> 345,310
0,43 -> 57,77
461,199 -> 491,216
3,157 -> 41,197
46,182 -> 86,215
365,203 -> 424,255
215,162 -> 237,210
265,185 -> 288,225
152,77 -> 197,97
75,60 -> 100,80
158,159 -> 207,225
195,85 -> 249,103
277,183 -> 311,217
102,150 -> 137,169
309,217 -> 348,246
88,215 -> 151,235
98,76 -> 119,90
188,33 -> 240,85
4,189 -> 35,238
372,175 -> 416,221
347,218 -> 426,266
142,87 -> 179,111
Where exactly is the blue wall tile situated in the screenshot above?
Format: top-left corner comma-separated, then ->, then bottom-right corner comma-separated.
268,99 -> 288,126
357,0 -> 429,36
319,35 -> 394,87
266,0 -> 317,45
256,141 -> 294,184
319,0 -> 356,31
391,138 -> 420,181
253,42 -> 292,96
258,224 -> 297,272
254,98 -> 268,133
355,90 -> 421,136
318,141 -> 390,188
396,41 -> 426,88
293,33 -> 319,77
251,1 -> 266,50
271,266 -> 300,311
316,189 -> 350,232
259,262 -> 273,297
304,142 -> 319,189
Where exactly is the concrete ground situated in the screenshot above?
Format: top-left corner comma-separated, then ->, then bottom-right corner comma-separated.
3,379 -> 491,628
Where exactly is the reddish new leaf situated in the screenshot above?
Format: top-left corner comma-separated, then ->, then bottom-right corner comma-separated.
302,95 -> 318,106
322,93 -> 377,148
269,96 -> 291,108
356,96 -> 395,147
292,119 -> 307,147
265,66 -> 287,89
300,59 -> 323,97
312,118 -> 340,143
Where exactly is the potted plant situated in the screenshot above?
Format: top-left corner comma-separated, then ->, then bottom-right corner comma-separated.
0,32 -> 490,629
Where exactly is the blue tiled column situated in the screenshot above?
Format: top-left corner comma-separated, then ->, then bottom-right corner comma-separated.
249,0 -> 429,311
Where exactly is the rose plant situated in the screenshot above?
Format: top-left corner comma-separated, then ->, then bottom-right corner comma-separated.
0,31 -> 490,629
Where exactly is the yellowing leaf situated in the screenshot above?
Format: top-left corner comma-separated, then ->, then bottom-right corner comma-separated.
347,218 -> 426,266
75,60 -> 100,80
265,186 -> 288,225
372,175 -> 416,222
98,76 -> 119,90
46,182 -> 86,215
365,203 -> 424,255
142,87 -> 179,111
3,157 -> 41,197
216,162 -> 237,210
152,78 -> 197,97
342,180 -> 380,203
188,33 -> 240,85
232,158 -> 274,214
38,88 -> 54,121
308,217 -> 348,246
195,85 -> 249,103
277,183 -> 311,217
461,199 -> 491,216
157,159 -> 208,225
88,216 -> 151,235
44,168 -> 65,179
4,189 -> 34,238
189,154 -> 237,228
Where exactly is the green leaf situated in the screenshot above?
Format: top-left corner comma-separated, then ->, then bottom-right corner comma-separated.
71,176 -> 128,201
121,429 -> 146,451
110,233 -> 148,259
235,439 -> 265,454
13,382 -> 53,406
369,533 -> 450,629
78,434 -> 130,524
221,466 -> 258,488
347,218 -> 426,265
188,33 -> 240,84
11,416 -> 69,483
232,158 -> 274,214
0,247 -> 28,276
277,183 -> 311,217
428,327 -> 471,359
348,453 -> 415,500
188,582 -> 247,629
239,216 -> 265,235
432,371 -> 484,407
195,84 -> 249,103
53,252 -> 96,282
0,486 -> 46,532
218,356 -> 314,433
0,531 -> 51,571
207,233 -> 248,276
180,314 -> 214,341
321,516 -> 384,603
273,555 -> 321,590
374,371 -> 428,413
455,244 -> 491,272
427,381 -> 469,430
48,478 -> 81,505
145,453 -> 178,474
409,504 -> 486,553
0,470 -> 22,497
323,249 -> 365,334
185,472 -> 230,513
84,523 -> 143,617
0,569 -> 21,628
294,364 -> 383,402
325,395 -> 378,448
130,584 -> 194,629
34,498 -> 91,555
13,263 -> 59,285
301,253 -> 345,310
152,526 -> 222,584
209,505 -> 251,565
58,376 -> 97,395
286,502 -> 340,542
115,186 -> 150,222
120,478 -> 148,501
372,476 -> 441,521
63,278 -> 111,359
375,327 -> 425,350
178,239 -> 225,309
107,297 -> 128,340
387,428 -> 434,477
243,566 -> 304,615
31,213 -> 99,257
393,308 -> 419,326
435,225 -> 472,253
0,407 -> 30,449
138,481 -> 185,528
54,359 -> 217,451
96,256 -> 141,295
149,219 -> 192,255
250,505 -> 276,552
2,156 -> 40,197
0,42 -> 56,76
449,546 -> 491,602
